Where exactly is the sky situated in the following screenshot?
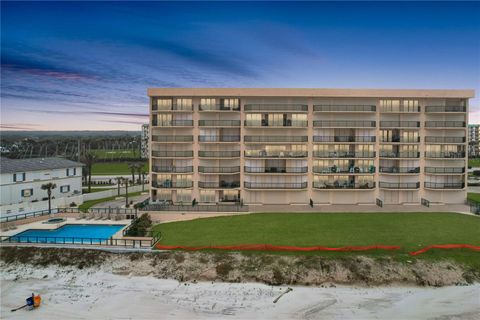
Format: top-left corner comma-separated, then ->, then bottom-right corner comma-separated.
1,1 -> 479,131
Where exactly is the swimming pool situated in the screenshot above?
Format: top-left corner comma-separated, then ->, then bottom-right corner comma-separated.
8,224 -> 126,244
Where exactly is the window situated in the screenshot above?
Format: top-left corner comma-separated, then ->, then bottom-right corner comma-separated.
200,98 -> 216,110
66,168 -> 77,176
176,189 -> 191,203
157,99 -> 173,111
176,98 -> 192,110
60,185 -> 70,193
13,172 -> 26,182
21,189 -> 33,197
200,190 -> 215,203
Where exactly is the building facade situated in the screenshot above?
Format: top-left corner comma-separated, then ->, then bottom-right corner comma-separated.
468,124 -> 480,158
141,123 -> 150,159
0,157 -> 84,214
147,88 -> 473,206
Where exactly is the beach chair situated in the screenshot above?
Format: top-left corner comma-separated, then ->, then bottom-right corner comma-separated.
85,212 -> 94,220
76,212 -> 85,220
94,213 -> 102,220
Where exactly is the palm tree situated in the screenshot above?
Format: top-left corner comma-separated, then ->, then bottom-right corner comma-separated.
140,170 -> 146,192
81,152 -> 96,193
41,182 -> 57,214
128,162 -> 137,185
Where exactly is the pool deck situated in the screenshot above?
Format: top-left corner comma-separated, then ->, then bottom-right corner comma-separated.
0,218 -> 131,239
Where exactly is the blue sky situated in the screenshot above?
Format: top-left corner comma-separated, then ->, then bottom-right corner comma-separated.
1,1 -> 479,130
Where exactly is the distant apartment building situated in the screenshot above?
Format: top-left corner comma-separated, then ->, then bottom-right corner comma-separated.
141,123 -> 149,159
0,157 -> 84,214
468,124 -> 480,157
147,88 -> 473,207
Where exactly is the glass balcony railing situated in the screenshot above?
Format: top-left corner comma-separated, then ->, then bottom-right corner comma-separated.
424,167 -> 465,174
152,135 -> 193,143
152,166 -> 193,173
245,150 -> 308,158
424,182 -> 464,189
244,120 -> 308,127
198,151 -> 240,158
380,106 -> 420,113
425,106 -> 466,113
244,136 -> 308,143
314,105 -> 376,112
425,136 -> 466,143
198,166 -> 241,173
425,121 -> 466,128
152,181 -> 193,188
313,136 -> 376,143
244,182 -> 308,189
379,167 -> 420,174
380,121 -> 420,128
198,181 -> 240,188
244,166 -> 308,173
313,166 -> 375,174
199,104 -> 240,111
425,152 -> 465,158
152,120 -> 194,127
380,136 -> 420,143
198,135 -> 241,142
313,120 -> 376,128
198,120 -> 241,126
244,104 -> 308,112
379,182 -> 420,189
313,181 -> 376,189
313,151 -> 375,158
151,104 -> 193,112
379,151 -> 419,158
152,151 -> 194,157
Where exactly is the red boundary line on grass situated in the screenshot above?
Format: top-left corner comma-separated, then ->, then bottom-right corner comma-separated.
408,244 -> 480,256
155,244 -> 401,252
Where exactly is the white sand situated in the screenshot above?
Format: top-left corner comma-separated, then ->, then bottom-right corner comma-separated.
1,265 -> 479,320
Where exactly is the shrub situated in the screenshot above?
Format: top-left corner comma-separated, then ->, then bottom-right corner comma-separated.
126,213 -> 152,237
69,202 -> 77,207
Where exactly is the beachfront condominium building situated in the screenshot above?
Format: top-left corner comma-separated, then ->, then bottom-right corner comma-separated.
147,88 -> 473,207
468,124 -> 480,158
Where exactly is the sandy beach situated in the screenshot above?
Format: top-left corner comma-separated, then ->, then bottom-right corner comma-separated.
1,264 -> 479,320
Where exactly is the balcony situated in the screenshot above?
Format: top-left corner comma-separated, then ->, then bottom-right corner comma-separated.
379,151 -> 419,158
425,106 -> 466,113
245,150 -> 307,158
152,135 -> 193,143
313,181 -> 376,189
380,106 -> 420,113
198,151 -> 240,158
424,182 -> 464,189
244,120 -> 308,127
244,136 -> 308,143
199,104 -> 240,111
199,120 -> 241,127
244,166 -> 308,173
199,181 -> 240,189
313,166 -> 375,174
198,135 -> 241,143
424,167 -> 465,174
424,152 -> 465,158
152,181 -> 193,188
198,166 -> 241,174
152,166 -> 193,173
244,182 -> 307,189
380,136 -> 420,143
313,151 -> 376,158
379,182 -> 420,189
152,151 -> 193,158
313,105 -> 376,112
313,136 -> 376,143
425,136 -> 466,143
425,121 -> 466,128
380,121 -> 420,128
379,167 -> 420,174
244,104 -> 308,112
151,120 -> 193,127
313,120 -> 376,128
151,103 -> 193,112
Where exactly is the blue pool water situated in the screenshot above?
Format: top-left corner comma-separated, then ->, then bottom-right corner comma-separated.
9,224 -> 125,244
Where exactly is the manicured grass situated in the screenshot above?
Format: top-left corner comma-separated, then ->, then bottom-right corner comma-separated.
91,149 -> 139,159
468,158 -> 480,167
153,213 -> 480,266
82,187 -> 115,193
79,191 -> 143,211
467,193 -> 480,204
91,162 -> 148,175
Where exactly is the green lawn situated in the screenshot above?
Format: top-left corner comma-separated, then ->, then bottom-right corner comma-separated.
91,149 -> 139,159
82,187 -> 115,193
468,158 -> 480,167
79,191 -> 143,212
467,193 -> 480,204
91,162 -> 148,175
153,213 -> 480,266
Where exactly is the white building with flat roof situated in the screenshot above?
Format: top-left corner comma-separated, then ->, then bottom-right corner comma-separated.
0,157 -> 84,215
